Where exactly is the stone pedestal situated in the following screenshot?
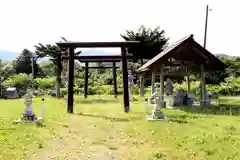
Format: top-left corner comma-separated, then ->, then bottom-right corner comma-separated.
151,98 -> 166,119
12,92 -> 44,124
21,94 -> 37,121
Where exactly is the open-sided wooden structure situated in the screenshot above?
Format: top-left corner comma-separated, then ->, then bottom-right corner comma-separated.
137,34 -> 226,105
57,41 -> 140,113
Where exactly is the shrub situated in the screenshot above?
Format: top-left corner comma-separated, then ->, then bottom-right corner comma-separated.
208,76 -> 240,95
172,76 -> 240,96
2,73 -> 33,96
35,77 -> 56,90
173,80 -> 201,94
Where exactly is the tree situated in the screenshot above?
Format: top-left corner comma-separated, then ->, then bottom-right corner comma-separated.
121,25 -> 169,65
34,37 -> 81,98
39,60 -> 56,77
0,60 -> 16,79
15,49 -> 39,77
34,44 -> 63,98
3,73 -> 33,96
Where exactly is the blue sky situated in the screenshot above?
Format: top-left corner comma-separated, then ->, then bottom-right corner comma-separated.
0,0 -> 239,60
0,50 -> 18,61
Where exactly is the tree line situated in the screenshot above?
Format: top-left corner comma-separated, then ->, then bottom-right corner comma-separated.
0,25 -> 239,97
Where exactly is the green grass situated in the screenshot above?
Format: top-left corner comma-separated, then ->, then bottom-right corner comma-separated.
1,96 -> 240,159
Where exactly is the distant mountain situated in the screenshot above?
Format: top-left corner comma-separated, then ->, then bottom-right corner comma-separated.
81,48 -> 120,56
215,53 -> 239,59
77,48 -> 121,67
0,50 -> 18,61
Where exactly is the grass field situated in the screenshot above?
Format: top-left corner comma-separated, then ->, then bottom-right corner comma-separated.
1,96 -> 240,160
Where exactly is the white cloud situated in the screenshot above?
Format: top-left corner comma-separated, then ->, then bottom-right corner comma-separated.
0,0 -> 239,55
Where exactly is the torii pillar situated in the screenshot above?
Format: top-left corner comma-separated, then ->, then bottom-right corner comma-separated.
67,48 -> 75,113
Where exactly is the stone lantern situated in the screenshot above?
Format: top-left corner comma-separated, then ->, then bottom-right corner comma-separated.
21,92 -> 37,121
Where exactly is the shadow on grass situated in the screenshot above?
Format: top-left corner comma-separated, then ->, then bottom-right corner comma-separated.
166,114 -> 200,124
75,112 -> 144,122
178,104 -> 240,116
75,98 -> 119,104
76,112 -> 195,124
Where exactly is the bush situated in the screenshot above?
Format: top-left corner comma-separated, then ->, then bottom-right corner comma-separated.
173,80 -> 201,94
2,73 -> 33,96
35,77 -> 56,90
61,88 -> 68,96
208,76 -> 240,95
8,71 -> 240,97
172,76 -> 240,96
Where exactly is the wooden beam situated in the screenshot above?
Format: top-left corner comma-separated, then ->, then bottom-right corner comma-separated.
78,59 -> 121,62
82,66 -> 120,69
121,47 -> 130,112
113,62 -> 118,98
84,62 -> 89,98
67,48 -> 75,113
62,55 -> 133,61
56,41 -> 140,48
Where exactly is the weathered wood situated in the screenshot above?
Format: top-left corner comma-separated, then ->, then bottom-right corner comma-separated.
186,67 -> 191,93
62,55 -> 133,61
151,72 -> 156,95
121,47 -> 130,112
136,35 -> 226,73
160,64 -> 165,103
67,48 -> 75,113
200,64 -> 206,106
56,41 -> 140,48
84,62 -> 89,98
112,62 -> 118,98
81,66 -> 120,69
186,75 -> 191,93
56,41 -> 141,114
140,76 -> 145,96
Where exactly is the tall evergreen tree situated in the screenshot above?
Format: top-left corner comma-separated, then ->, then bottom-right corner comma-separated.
121,25 -> 169,65
15,49 -> 39,77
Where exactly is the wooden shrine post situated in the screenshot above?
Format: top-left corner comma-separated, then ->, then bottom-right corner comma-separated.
84,62 -> 89,98
140,76 -> 145,96
121,47 -> 130,112
200,64 -> 206,106
67,48 -> 75,113
185,67 -> 191,93
151,72 -> 156,95
159,64 -> 165,104
186,75 -> 191,93
112,62 -> 118,98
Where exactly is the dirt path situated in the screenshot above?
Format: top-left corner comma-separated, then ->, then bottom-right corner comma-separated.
29,115 -> 125,160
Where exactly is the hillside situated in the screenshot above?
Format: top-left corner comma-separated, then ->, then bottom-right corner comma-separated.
215,53 -> 239,59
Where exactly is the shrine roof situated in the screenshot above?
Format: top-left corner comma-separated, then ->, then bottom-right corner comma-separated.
137,34 -> 227,73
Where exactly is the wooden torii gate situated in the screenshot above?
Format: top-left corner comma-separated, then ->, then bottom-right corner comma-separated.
77,58 -> 121,99
56,41 -> 140,113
